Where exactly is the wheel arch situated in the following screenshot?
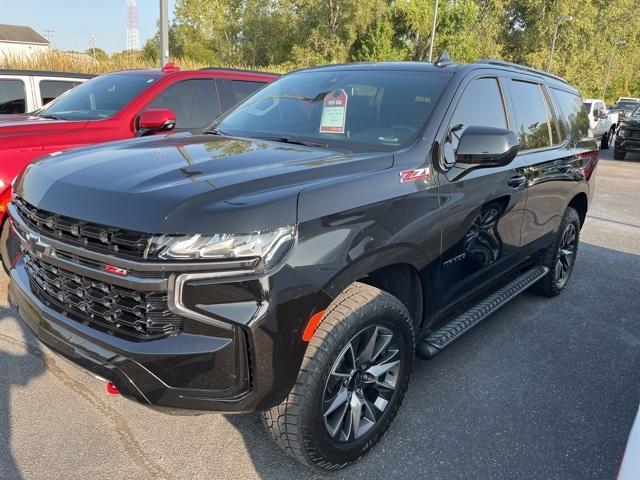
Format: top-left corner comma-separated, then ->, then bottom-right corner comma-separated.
567,192 -> 588,228
321,245 -> 431,330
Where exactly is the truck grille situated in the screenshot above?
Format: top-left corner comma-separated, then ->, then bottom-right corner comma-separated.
14,197 -> 151,259
24,254 -> 182,339
621,127 -> 640,139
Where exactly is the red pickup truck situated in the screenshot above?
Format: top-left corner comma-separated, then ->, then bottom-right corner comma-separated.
0,64 -> 278,225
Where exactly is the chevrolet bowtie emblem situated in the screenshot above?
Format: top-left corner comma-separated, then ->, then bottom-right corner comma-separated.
27,232 -> 53,257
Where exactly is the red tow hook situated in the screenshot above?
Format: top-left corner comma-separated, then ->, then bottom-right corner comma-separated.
106,382 -> 120,395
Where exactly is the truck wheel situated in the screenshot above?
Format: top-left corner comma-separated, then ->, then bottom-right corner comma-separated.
601,128 -> 614,150
532,207 -> 580,297
262,282 -> 415,470
613,148 -> 626,160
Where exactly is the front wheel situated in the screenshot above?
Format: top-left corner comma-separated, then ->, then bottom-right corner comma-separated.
532,207 -> 580,297
614,148 -> 626,160
262,282 -> 415,470
601,128 -> 614,150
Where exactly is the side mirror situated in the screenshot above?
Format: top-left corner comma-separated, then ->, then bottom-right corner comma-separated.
455,126 -> 520,167
137,108 -> 176,135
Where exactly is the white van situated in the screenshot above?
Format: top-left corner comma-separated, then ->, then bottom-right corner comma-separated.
0,69 -> 94,115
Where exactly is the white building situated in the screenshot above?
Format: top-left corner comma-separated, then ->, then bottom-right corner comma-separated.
0,24 -> 50,60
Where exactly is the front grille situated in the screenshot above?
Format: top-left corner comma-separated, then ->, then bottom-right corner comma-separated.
24,254 -> 182,339
621,127 -> 640,140
14,197 -> 151,259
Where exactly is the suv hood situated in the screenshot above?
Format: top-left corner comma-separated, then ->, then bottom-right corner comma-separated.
16,133 -> 393,233
0,117 -> 88,147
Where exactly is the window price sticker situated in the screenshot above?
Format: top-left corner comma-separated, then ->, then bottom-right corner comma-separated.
320,89 -> 348,134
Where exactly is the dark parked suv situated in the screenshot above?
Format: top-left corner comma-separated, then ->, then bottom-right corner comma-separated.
6,58 -> 598,469
614,105 -> 640,159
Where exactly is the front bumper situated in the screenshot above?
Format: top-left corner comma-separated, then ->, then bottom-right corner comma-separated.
10,255 -> 328,413
10,259 -> 260,411
614,137 -> 640,152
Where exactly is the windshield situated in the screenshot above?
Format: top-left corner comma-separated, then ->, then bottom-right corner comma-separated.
215,70 -> 451,152
631,106 -> 640,118
612,101 -> 639,111
38,73 -> 157,120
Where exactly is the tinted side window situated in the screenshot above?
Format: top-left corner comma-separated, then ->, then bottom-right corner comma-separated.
40,80 -> 82,105
510,80 -> 552,150
219,80 -> 265,111
0,79 -> 26,114
149,79 -> 219,130
551,88 -> 590,142
444,78 -> 507,166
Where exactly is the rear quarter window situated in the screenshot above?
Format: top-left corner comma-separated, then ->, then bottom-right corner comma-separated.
551,88 -> 590,142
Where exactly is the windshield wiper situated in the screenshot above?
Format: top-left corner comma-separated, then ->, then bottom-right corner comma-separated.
38,113 -> 66,120
204,128 -> 230,136
255,136 -> 330,149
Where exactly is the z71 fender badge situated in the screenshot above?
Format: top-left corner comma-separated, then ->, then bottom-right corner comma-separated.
399,167 -> 431,183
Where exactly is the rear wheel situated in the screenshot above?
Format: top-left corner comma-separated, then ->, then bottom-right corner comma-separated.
262,282 -> 415,470
532,207 -> 580,297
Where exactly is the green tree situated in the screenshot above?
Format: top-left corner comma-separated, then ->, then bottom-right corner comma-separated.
350,15 -> 408,61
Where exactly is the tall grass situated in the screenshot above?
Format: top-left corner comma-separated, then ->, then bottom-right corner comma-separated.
0,50 -> 288,75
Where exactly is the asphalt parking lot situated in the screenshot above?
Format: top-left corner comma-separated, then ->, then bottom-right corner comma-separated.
0,148 -> 638,480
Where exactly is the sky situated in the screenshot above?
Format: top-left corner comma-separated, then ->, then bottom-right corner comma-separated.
1,0 -> 177,53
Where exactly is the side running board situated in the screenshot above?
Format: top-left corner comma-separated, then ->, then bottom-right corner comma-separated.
416,266 -> 549,359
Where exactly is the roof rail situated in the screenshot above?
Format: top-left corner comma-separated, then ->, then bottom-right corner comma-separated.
475,59 -> 569,84
199,67 -> 281,77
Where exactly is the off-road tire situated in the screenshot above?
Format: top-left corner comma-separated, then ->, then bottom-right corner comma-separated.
531,207 -> 580,297
613,148 -> 626,160
262,282 -> 415,470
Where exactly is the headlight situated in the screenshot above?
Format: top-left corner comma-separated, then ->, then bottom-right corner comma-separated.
618,128 -> 628,138
148,225 -> 296,273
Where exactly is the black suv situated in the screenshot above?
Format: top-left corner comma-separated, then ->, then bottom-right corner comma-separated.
6,59 -> 598,470
614,105 -> 640,159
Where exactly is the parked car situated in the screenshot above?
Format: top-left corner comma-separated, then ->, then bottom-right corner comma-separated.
583,98 -> 616,148
613,105 -> 640,159
0,64 -> 278,265
5,58 -> 598,469
0,69 -> 93,115
616,96 -> 640,103
608,99 -> 640,120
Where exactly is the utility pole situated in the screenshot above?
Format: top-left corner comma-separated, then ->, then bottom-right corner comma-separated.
160,0 -> 169,67
546,15 -> 572,73
89,35 -> 96,59
602,39 -> 627,101
42,29 -> 54,47
427,0 -> 439,62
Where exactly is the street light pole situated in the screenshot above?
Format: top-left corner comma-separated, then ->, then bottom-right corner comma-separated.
427,0 -> 439,62
159,0 -> 169,67
602,39 -> 626,101
546,15 -> 573,73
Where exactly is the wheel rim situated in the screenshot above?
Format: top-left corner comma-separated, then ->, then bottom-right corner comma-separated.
555,223 -> 577,287
321,325 -> 400,443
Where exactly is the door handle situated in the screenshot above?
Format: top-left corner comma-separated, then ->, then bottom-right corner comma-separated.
507,175 -> 527,188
